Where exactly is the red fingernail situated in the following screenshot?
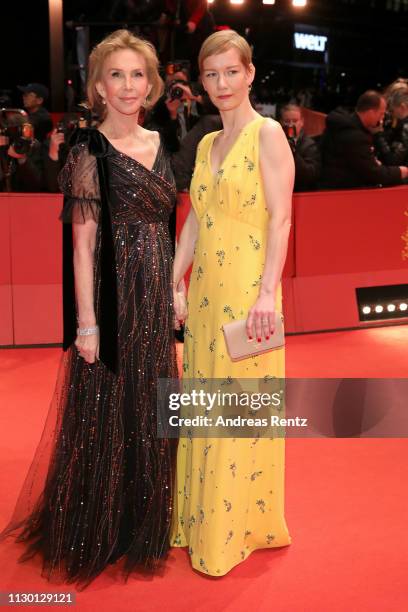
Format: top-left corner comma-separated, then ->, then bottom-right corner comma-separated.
257,338 -> 261,342
248,335 -> 253,340
266,335 -> 270,340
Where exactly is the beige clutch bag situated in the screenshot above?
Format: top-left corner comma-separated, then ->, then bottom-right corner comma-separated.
222,313 -> 285,362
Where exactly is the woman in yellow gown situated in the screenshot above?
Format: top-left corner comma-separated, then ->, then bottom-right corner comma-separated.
170,30 -> 295,575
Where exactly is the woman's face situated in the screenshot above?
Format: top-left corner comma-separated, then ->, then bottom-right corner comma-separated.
201,47 -> 254,112
96,48 -> 152,117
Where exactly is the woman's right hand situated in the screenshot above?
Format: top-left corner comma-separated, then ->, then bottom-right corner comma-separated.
173,285 -> 188,330
74,333 -> 99,364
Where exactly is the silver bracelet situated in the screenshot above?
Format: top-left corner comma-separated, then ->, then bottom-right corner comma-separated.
77,325 -> 99,336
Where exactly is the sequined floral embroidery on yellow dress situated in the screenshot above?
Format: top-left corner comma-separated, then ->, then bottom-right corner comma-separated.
170,117 -> 292,575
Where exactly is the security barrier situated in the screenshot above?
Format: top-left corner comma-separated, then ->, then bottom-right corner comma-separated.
1,186 -> 407,345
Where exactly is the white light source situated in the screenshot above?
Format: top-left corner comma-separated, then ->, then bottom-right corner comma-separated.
362,306 -> 371,314
387,304 -> 396,312
293,0 -> 307,6
230,0 -> 244,4
263,0 -> 276,4
399,302 -> 408,311
207,0 -> 215,4
375,305 -> 384,313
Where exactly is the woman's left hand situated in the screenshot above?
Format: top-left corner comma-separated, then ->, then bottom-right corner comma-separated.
246,293 -> 276,342
173,281 -> 188,330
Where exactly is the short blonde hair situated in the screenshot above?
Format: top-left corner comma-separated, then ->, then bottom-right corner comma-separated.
198,30 -> 252,73
87,29 -> 164,118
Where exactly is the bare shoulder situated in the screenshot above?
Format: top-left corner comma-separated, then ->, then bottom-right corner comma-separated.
259,117 -> 285,140
139,126 -> 161,149
259,117 -> 289,160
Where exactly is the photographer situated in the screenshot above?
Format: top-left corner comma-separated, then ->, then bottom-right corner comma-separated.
279,104 -> 321,192
42,114 -> 88,192
17,83 -> 53,143
42,128 -> 67,192
374,87 -> 408,166
321,91 -> 408,189
0,109 -> 44,192
146,65 -> 203,152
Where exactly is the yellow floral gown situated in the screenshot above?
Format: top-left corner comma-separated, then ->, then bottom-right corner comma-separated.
170,116 -> 292,575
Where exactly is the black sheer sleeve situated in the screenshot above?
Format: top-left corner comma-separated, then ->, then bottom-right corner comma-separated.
58,143 -> 101,223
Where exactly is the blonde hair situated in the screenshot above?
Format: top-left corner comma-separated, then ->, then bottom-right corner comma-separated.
198,30 -> 252,73
388,87 -> 408,110
384,78 -> 408,101
87,29 -> 164,118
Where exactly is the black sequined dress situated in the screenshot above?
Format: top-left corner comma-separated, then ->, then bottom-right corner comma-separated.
0,129 -> 178,588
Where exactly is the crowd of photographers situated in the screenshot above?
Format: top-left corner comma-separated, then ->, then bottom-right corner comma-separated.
1,73 -> 407,194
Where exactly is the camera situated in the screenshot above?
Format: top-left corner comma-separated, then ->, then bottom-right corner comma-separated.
165,60 -> 193,101
166,79 -> 190,102
56,109 -> 92,138
0,109 -> 35,155
282,121 -> 297,140
168,82 -> 185,101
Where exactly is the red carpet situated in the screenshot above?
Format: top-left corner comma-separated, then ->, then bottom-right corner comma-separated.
1,326 -> 407,611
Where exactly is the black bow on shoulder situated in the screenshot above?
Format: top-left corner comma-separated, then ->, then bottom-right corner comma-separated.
68,127 -> 110,158
63,127 -> 119,375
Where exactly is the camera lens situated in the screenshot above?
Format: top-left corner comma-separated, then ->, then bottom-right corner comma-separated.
170,86 -> 184,101
13,137 -> 32,155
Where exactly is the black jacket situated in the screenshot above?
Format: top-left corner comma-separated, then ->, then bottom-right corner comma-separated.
291,130 -> 321,192
0,141 -> 45,192
145,98 -> 201,153
28,107 -> 53,143
171,114 -> 222,191
374,116 -> 408,166
320,110 -> 402,189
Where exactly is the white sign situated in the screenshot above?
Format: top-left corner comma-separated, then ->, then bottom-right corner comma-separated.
294,32 -> 328,52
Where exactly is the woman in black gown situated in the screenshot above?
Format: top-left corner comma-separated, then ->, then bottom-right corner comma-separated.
0,30 -> 177,588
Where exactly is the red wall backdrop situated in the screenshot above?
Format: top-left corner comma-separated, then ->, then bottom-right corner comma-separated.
0,186 -> 407,345
290,186 -> 408,331
0,194 -> 62,345
0,197 -> 13,345
301,107 -> 327,137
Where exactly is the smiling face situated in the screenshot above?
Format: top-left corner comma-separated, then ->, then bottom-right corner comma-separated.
201,47 -> 254,112
96,48 -> 152,117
